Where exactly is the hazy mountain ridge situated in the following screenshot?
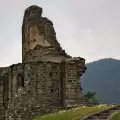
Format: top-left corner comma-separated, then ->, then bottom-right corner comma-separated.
81,58 -> 120,104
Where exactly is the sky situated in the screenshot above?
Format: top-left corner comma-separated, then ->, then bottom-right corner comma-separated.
0,0 -> 120,66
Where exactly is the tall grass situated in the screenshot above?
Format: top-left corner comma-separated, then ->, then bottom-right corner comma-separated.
108,110 -> 120,120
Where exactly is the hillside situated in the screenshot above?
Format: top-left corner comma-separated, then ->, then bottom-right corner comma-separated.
81,58 -> 120,104
33,105 -> 111,120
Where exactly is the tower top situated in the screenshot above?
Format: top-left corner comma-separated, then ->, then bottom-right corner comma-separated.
22,5 -> 70,63
24,5 -> 43,17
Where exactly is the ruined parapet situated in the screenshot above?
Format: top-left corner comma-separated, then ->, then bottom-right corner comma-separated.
22,5 -> 70,63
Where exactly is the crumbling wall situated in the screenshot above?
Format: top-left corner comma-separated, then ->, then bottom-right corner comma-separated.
22,5 -> 70,63
0,67 -> 9,120
6,61 -> 64,120
5,59 -> 86,120
65,58 -> 86,105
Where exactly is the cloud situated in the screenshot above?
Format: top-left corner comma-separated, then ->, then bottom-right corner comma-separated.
0,0 -> 120,66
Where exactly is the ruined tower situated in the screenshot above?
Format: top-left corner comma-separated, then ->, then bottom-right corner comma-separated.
22,5 -> 70,63
0,5 -> 86,120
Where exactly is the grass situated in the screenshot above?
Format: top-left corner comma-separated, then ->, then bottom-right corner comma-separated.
108,110 -> 120,120
33,104 -> 114,120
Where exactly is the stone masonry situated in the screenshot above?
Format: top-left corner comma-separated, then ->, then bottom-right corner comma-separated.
0,5 -> 86,120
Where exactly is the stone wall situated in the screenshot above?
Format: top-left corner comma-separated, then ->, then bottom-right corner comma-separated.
0,67 -> 9,120
65,57 -> 86,105
4,58 -> 85,120
6,61 -> 64,120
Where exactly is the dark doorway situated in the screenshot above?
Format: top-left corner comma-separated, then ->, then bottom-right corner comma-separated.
17,73 -> 24,88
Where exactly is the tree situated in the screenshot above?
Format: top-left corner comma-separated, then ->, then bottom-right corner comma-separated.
83,91 -> 99,104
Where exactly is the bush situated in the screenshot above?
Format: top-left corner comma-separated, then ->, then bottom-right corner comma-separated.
83,91 -> 99,104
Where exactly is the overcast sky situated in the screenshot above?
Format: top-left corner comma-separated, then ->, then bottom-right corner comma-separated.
0,0 -> 120,66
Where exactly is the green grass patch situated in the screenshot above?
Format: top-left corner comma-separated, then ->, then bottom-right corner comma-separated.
108,110 -> 120,120
33,104 -> 114,120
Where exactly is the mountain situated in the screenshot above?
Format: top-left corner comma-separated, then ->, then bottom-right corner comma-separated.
81,58 -> 120,104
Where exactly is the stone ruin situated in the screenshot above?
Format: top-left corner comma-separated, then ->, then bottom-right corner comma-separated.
0,5 -> 86,120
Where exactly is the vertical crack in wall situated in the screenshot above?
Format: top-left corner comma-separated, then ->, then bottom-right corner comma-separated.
3,73 -> 9,109
60,60 -> 66,106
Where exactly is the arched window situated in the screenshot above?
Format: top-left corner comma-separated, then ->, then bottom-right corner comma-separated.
16,73 -> 24,88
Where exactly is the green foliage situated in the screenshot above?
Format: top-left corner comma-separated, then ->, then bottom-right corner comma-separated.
83,91 -> 99,104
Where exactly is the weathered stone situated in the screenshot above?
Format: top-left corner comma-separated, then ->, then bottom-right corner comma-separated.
0,5 -> 86,120
22,5 -> 70,63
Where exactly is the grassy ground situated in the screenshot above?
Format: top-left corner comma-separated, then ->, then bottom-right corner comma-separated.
33,104 -> 114,120
108,110 -> 120,120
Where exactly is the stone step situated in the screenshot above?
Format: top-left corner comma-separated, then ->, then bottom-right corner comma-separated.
87,119 -> 106,120
95,112 -> 111,116
83,104 -> 120,120
88,116 -> 108,119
